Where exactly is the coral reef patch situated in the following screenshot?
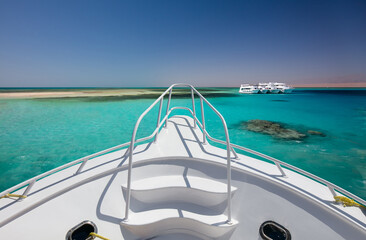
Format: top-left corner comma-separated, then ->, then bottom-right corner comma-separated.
239,119 -> 326,141
241,119 -> 327,140
244,120 -> 306,140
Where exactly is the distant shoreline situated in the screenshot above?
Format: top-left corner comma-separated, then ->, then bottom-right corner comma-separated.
292,82 -> 366,88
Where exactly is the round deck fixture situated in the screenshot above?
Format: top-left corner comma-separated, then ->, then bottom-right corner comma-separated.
259,221 -> 291,240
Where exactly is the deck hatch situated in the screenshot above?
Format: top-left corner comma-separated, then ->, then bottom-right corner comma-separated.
259,221 -> 291,240
66,220 -> 98,240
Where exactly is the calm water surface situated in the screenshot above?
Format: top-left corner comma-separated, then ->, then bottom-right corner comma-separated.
0,89 -> 365,199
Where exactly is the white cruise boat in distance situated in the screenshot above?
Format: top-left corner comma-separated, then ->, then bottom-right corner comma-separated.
266,82 -> 281,94
274,82 -> 294,93
239,84 -> 260,94
0,84 -> 365,240
258,83 -> 269,94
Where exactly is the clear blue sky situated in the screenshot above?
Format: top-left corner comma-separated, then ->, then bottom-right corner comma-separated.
1,0 -> 366,87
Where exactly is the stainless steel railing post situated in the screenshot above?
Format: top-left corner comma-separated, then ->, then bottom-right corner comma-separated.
164,89 -> 172,128
230,146 -> 239,159
75,158 -> 89,175
275,162 -> 287,177
154,99 -> 163,143
124,144 -> 133,220
227,148 -> 232,223
22,180 -> 36,197
191,89 -> 196,128
200,97 -> 207,144
327,185 -> 337,197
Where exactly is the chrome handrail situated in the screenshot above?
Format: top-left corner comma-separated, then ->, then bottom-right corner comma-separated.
124,83 -> 233,223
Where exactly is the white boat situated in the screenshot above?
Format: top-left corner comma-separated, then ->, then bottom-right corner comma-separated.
0,84 -> 365,240
239,84 -> 260,94
274,82 -> 294,93
258,83 -> 269,94
266,82 -> 281,94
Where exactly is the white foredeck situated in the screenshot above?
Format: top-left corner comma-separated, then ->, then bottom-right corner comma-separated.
0,115 -> 365,239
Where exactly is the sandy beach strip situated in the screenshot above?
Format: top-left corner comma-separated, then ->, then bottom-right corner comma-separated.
0,89 -> 167,99
0,91 -> 81,98
0,88 -> 231,99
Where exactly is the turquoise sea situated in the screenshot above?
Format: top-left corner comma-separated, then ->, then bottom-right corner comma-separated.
0,88 -> 365,200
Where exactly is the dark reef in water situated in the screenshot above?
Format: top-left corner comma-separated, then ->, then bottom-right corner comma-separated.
241,119 -> 326,140
244,120 -> 306,140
